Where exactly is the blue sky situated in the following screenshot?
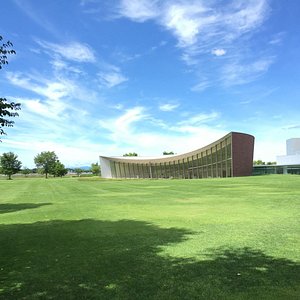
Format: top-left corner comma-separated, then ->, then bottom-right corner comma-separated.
1,0 -> 300,168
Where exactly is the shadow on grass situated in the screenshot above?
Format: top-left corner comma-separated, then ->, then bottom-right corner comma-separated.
0,203 -> 52,214
0,219 -> 299,299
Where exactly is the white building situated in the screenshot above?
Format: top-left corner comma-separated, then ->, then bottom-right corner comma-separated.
277,138 -> 300,165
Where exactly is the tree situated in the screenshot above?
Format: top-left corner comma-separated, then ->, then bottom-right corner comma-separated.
0,35 -> 20,140
74,168 -> 83,177
91,162 -> 100,176
123,152 -> 138,156
21,167 -> 31,177
34,151 -> 58,178
53,161 -> 68,177
253,160 -> 265,165
0,152 -> 22,179
163,151 -> 174,155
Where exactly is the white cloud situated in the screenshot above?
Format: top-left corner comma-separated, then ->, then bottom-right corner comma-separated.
118,0 -> 160,22
116,0 -> 272,88
117,0 -> 269,48
177,112 -> 219,126
6,72 -> 72,100
191,80 -> 211,92
24,98 -> 66,120
159,103 -> 179,112
99,107 -> 146,134
6,70 -> 99,105
221,57 -> 274,86
98,70 -> 128,88
269,32 -> 285,45
224,1 -> 268,37
51,58 -> 82,74
212,48 -> 226,56
96,106 -> 225,157
115,106 -> 146,130
162,2 -> 217,47
37,40 -> 96,62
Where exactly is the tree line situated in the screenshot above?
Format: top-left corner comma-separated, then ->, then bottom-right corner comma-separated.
123,151 -> 175,157
0,151 -> 101,180
253,160 -> 277,166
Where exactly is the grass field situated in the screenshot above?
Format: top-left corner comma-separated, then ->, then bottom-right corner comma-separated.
0,175 -> 300,299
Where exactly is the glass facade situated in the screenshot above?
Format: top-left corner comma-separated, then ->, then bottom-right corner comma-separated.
253,165 -> 300,175
106,134 -> 233,179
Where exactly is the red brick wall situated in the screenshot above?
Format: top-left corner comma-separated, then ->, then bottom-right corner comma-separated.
232,132 -> 255,177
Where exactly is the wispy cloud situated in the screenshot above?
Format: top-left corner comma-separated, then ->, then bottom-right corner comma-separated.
97,106 -> 225,155
6,72 -> 73,100
117,0 -> 269,48
36,38 -> 128,90
117,0 -> 160,22
159,103 -> 179,112
37,40 -> 96,62
13,0 -> 59,37
191,80 -> 212,92
178,112 -> 219,126
162,2 -> 216,47
98,69 -> 128,88
115,0 -> 273,90
269,32 -> 285,45
282,124 -> 300,130
221,57 -> 274,86
99,107 -> 146,134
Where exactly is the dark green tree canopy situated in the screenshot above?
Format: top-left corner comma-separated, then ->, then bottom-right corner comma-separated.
34,151 -> 58,178
163,151 -> 175,155
53,161 -> 68,177
253,160 -> 277,166
123,152 -> 138,157
0,35 -> 20,140
0,152 -> 22,179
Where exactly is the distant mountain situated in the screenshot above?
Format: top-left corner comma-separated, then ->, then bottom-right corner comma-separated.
67,166 -> 91,171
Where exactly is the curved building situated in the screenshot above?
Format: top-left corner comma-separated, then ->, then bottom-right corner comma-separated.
100,132 -> 254,179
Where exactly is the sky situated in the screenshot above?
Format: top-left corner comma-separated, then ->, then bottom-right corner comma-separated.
1,0 -> 300,168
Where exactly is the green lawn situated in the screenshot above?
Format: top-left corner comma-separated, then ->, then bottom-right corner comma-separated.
0,175 -> 300,299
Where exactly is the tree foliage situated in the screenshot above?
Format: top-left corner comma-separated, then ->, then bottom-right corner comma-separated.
21,167 -> 31,177
253,160 -> 277,166
0,35 -> 20,140
123,152 -> 138,157
0,35 -> 16,69
34,151 -> 58,178
0,98 -> 21,137
163,151 -> 174,155
74,168 -> 83,176
53,161 -> 68,177
91,162 -> 101,176
0,152 -> 22,179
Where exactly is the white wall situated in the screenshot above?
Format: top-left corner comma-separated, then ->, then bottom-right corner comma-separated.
276,154 -> 300,165
287,138 -> 300,155
99,156 -> 112,178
